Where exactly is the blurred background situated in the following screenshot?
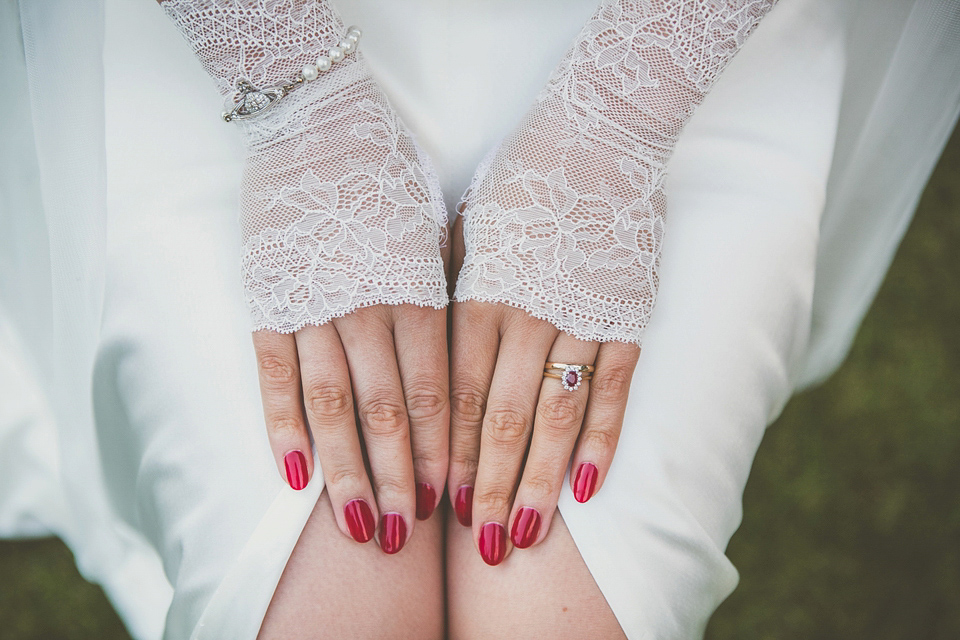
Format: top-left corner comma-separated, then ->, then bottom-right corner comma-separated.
1,125 -> 957,639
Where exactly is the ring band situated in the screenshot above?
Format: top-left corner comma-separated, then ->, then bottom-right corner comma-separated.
544,362 -> 596,373
543,363 -> 595,391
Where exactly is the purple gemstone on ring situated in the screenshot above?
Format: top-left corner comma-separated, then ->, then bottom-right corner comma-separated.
564,370 -> 579,387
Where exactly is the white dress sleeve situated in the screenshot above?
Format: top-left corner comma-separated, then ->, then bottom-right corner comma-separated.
453,0 -> 777,345
161,0 -> 448,333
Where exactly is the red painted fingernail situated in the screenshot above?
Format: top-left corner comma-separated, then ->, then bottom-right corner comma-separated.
573,462 -> 599,503
343,499 -> 376,543
379,512 -> 407,554
510,507 -> 542,549
416,482 -> 437,521
283,450 -> 308,490
479,522 -> 507,566
454,485 -> 474,527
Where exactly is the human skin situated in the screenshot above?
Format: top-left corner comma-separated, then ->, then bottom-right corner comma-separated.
153,1 -> 633,633
257,481 -> 625,639
252,298 -> 451,555
256,218 -> 628,639
446,215 -> 642,565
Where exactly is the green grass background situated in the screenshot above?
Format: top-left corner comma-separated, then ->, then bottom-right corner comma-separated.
1,126 -> 957,639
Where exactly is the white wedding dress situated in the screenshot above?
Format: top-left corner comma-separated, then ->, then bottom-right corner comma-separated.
1,1 -> 958,639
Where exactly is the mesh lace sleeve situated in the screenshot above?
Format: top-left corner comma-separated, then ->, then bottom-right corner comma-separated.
162,0 -> 448,333
453,0 -> 777,344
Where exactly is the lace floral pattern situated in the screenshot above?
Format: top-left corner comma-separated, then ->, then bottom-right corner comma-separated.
163,0 -> 448,333
454,0 -> 776,344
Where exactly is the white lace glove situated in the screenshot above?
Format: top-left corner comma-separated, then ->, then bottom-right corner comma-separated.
162,0 -> 448,333
454,0 -> 777,344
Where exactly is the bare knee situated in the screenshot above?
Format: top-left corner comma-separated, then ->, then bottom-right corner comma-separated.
259,491 -> 445,639
446,510 -> 625,639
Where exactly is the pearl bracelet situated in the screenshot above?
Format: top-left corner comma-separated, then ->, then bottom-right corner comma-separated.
222,25 -> 362,123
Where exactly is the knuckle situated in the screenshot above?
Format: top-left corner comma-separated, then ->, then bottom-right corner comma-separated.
473,486 -> 514,513
581,427 -> 620,453
267,415 -> 302,438
405,383 -> 448,423
450,387 -> 487,427
359,397 -> 409,438
450,454 -> 478,479
258,354 -> 298,388
304,385 -> 353,419
412,445 -> 449,483
325,465 -> 365,489
522,471 -> 558,500
413,448 -> 447,474
591,365 -> 633,402
484,409 -> 530,449
372,473 -> 409,498
537,395 -> 584,433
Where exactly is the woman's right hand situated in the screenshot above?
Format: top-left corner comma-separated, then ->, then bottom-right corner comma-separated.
160,1 -> 452,554
253,302 -> 449,554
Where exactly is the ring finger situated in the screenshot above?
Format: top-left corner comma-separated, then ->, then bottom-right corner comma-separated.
508,333 -> 598,550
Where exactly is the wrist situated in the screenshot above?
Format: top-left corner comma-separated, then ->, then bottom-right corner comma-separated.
233,52 -> 372,149
161,0 -> 348,99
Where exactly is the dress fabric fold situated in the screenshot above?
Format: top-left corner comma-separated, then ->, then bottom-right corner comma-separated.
0,0 -> 957,639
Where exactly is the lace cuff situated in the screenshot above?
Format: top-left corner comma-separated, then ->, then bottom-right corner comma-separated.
163,0 -> 448,333
454,0 -> 777,344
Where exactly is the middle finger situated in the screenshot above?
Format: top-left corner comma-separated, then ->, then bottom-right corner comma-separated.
472,312 -> 556,565
296,324 -> 378,545
336,309 -> 416,555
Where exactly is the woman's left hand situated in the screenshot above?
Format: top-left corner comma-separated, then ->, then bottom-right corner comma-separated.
447,217 -> 641,566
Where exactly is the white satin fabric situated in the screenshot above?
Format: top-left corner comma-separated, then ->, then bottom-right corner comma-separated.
1,1 -> 958,639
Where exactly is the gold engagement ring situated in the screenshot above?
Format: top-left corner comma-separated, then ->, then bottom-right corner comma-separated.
543,362 -> 595,392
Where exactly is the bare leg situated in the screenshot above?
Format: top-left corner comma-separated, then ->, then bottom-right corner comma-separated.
446,510 -> 625,639
259,491 -> 445,639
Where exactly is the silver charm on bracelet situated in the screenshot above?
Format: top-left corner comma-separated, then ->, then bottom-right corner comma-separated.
222,25 -> 362,123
